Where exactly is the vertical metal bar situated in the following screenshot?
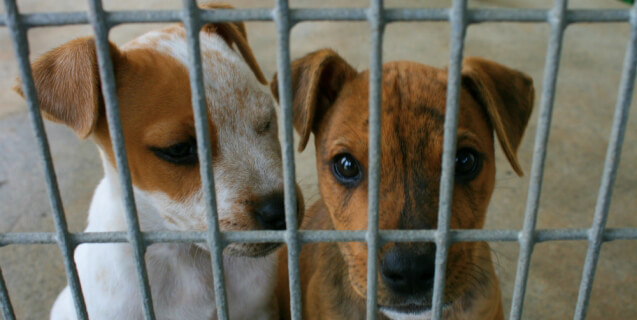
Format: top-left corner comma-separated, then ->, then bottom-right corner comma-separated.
86,1 -> 156,319
431,1 -> 467,319
509,1 -> 567,319
573,4 -> 637,319
366,0 -> 384,319
0,267 -> 15,320
2,1 -> 89,319
180,2 -> 229,319
273,1 -> 302,319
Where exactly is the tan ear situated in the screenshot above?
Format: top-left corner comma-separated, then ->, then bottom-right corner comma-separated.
461,57 -> 535,176
13,37 -> 120,139
270,49 -> 357,152
200,3 -> 267,85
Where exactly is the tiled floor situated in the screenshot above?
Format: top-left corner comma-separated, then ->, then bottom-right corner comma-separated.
0,0 -> 635,319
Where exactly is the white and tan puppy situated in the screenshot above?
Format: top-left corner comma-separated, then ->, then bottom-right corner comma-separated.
15,4 -> 302,320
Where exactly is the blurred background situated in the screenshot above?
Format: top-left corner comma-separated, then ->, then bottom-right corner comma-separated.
0,0 -> 635,319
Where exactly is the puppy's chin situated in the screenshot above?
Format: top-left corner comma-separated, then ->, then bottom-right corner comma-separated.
379,306 -> 432,320
224,242 -> 282,257
379,307 -> 431,320
379,302 -> 452,320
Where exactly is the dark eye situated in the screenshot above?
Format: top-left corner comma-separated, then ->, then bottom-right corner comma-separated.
151,139 -> 198,165
331,153 -> 363,187
257,117 -> 274,135
455,148 -> 481,181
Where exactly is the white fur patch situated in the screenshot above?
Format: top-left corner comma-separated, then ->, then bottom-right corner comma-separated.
380,308 -> 432,320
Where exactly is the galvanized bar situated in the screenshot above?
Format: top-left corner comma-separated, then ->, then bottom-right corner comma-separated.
108,10 -> 180,25
1,1 -> 89,319
1,9 -> 633,28
431,1 -> 467,319
509,1 -> 568,319
0,267 -> 15,320
365,0 -> 384,318
273,1 -> 303,319
573,4 -> 637,320
10,12 -> 89,26
86,1 -> 156,319
565,9 -> 631,23
467,8 -> 546,23
180,1 -> 230,319
468,8 -> 630,24
2,228 -> 637,247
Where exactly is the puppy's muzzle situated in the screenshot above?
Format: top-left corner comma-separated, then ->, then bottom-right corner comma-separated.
254,192 -> 286,230
380,247 -> 436,296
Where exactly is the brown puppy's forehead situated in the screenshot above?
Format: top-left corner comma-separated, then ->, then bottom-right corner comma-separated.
323,62 -> 448,157
318,61 -> 494,230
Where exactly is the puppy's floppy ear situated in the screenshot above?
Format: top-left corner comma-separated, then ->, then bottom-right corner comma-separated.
200,3 -> 267,85
13,37 -> 120,139
461,57 -> 535,176
270,49 -> 357,152
199,3 -> 248,39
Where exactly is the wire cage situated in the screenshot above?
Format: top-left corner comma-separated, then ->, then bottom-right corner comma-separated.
1,0 -> 636,319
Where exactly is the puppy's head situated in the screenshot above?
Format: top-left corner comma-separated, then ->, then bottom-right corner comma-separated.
15,4 -> 302,257
273,50 -> 533,313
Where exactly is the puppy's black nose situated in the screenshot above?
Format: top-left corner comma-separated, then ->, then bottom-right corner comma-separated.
380,248 -> 436,295
254,193 -> 286,230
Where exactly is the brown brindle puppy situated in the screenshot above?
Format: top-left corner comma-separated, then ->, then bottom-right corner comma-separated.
272,49 -> 534,320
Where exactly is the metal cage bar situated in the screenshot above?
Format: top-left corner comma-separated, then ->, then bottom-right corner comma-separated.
273,1 -> 303,319
365,0 -> 384,319
1,227 -> 637,246
0,267 -> 15,320
431,1 -> 467,319
509,1 -> 568,319
86,0 -> 157,319
180,2 -> 230,320
0,8 -> 634,28
573,3 -> 637,319
2,0 -> 90,319
2,1 -> 637,320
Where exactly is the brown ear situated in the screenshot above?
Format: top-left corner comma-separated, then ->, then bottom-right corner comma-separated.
13,37 -> 120,139
200,3 -> 267,85
461,57 -> 535,176
199,3 -> 248,39
270,49 -> 357,152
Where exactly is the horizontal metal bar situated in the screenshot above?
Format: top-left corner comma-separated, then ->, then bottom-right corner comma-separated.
468,8 -> 630,23
108,10 -> 180,25
9,11 -> 89,26
2,228 -> 636,246
0,9 -> 631,28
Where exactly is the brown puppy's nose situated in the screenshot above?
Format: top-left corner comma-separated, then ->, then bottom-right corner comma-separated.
380,248 -> 436,295
254,193 -> 286,230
